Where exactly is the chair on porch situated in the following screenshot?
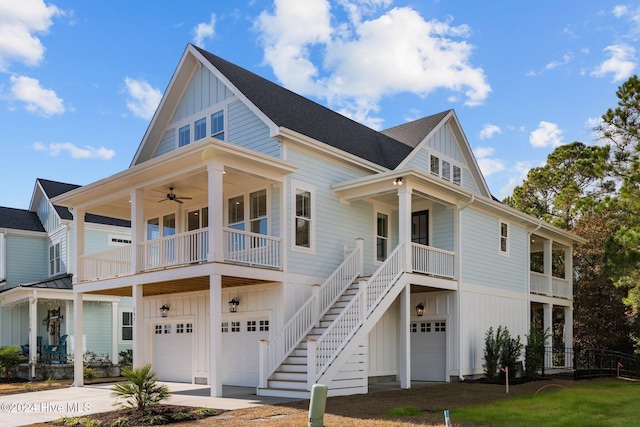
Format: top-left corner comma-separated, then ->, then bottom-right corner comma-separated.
42,335 -> 68,364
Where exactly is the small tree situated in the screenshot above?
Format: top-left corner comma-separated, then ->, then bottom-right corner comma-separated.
525,323 -> 550,379
482,326 -> 501,380
111,364 -> 170,411
0,346 -> 26,381
498,328 -> 523,381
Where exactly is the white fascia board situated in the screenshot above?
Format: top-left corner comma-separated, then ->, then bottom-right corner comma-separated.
0,228 -> 46,238
1,288 -> 121,306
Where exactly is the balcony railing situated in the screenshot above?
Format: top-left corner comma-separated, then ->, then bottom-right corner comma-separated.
79,245 -> 131,281
411,243 -> 455,279
138,228 -> 208,271
223,228 -> 280,269
530,272 -> 572,299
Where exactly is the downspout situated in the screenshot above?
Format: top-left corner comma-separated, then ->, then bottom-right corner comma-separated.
527,221 -> 542,333
456,195 -> 474,381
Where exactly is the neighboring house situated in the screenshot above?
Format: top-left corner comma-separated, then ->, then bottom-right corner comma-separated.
0,179 -> 133,373
52,44 -> 585,398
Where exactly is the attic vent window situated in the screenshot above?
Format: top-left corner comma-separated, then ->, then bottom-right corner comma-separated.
109,235 -> 132,246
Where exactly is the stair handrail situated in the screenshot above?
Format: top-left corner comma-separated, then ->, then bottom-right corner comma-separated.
260,240 -> 363,385
310,242 -> 405,384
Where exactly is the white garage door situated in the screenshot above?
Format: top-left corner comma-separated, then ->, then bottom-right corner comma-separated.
153,322 -> 193,383
222,318 -> 270,387
410,320 -> 446,381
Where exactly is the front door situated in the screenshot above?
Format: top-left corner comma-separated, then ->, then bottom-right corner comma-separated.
412,210 -> 429,245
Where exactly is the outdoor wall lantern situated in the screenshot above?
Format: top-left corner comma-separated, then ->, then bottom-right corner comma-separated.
415,302 -> 425,317
159,304 -> 170,318
229,297 -> 240,313
393,177 -> 403,186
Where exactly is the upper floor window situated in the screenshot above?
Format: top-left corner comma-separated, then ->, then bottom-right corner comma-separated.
453,166 -> 461,185
194,117 -> 207,141
376,212 -> 389,262
430,155 -> 440,176
500,221 -> 509,255
430,154 -> 463,186
211,110 -> 224,140
227,189 -> 268,237
147,214 -> 176,239
178,124 -> 190,147
442,161 -> 451,181
293,184 -> 314,251
49,242 -> 61,276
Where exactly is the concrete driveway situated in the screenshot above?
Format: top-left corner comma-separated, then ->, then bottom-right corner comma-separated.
0,382 -> 302,427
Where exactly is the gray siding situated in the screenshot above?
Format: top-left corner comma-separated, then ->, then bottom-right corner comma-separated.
171,66 -> 234,123
460,208 -> 528,291
431,203 -> 454,252
404,147 -> 428,172
6,234 -> 47,286
155,128 -> 176,157
48,227 -> 68,275
462,168 -> 479,193
228,100 -> 280,157
84,226 -> 130,255
427,125 -> 463,163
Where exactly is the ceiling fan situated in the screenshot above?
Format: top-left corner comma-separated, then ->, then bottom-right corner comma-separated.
158,187 -> 192,204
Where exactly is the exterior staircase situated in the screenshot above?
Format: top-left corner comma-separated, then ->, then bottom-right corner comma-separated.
259,282 -> 361,398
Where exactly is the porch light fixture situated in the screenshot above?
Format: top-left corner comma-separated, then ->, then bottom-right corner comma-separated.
393,177 -> 403,186
415,302 -> 425,317
228,297 -> 240,313
159,304 -> 170,318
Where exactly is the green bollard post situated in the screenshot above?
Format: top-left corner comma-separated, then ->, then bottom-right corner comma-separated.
308,383 -> 328,427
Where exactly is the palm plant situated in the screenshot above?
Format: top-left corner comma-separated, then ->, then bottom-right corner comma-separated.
111,364 -> 170,411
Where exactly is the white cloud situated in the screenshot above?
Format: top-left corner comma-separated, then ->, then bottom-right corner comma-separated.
479,123 -> 501,140
33,142 -> 115,160
591,44 -> 636,82
255,0 -> 490,127
473,146 -> 505,177
529,121 -> 564,148
124,77 -> 161,120
193,13 -> 216,48
0,0 -> 61,71
9,75 -> 65,116
545,52 -> 573,70
613,5 -> 628,18
498,161 -> 533,199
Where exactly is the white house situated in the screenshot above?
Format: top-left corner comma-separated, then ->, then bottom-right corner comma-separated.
52,44 -> 584,397
0,179 -> 133,375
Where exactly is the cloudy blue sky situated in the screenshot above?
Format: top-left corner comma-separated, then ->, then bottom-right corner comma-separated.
0,0 -> 638,210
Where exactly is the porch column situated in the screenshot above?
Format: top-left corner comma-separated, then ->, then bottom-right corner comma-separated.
543,239 -> 552,295
206,162 -> 224,263
543,303 -> 553,368
564,306 -> 573,367
29,293 -> 37,380
73,292 -> 84,386
132,284 -> 144,368
210,274 -> 223,397
111,301 -> 119,364
399,284 -> 411,388
397,182 -> 412,272
130,189 -> 145,273
71,208 -> 85,284
564,246 -> 573,299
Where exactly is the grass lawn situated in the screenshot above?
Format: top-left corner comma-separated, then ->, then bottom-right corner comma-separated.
452,380 -> 640,427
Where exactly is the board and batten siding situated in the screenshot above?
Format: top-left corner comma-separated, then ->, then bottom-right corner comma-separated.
228,100 -> 280,157
5,234 -> 47,286
0,304 -> 28,346
427,125 -> 464,163
368,299 -> 398,377
285,147 -> 375,278
171,66 -> 234,124
459,287 -> 527,376
460,207 -> 528,292
37,196 -> 60,233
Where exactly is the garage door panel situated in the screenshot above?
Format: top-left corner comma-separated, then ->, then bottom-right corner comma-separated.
411,320 -> 446,382
153,322 -> 193,383
222,318 -> 270,387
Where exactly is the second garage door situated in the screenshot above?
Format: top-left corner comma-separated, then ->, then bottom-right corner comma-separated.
152,322 -> 193,383
410,320 -> 446,381
221,317 -> 270,386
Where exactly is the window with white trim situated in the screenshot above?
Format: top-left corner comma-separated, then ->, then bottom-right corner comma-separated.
121,311 -> 133,342
500,221 -> 509,255
211,110 -> 224,140
376,212 -> 389,262
178,124 -> 190,147
430,155 -> 440,175
49,242 -> 61,276
453,166 -> 461,185
293,183 -> 314,251
442,161 -> 451,181
194,117 -> 207,141
430,154 -> 463,186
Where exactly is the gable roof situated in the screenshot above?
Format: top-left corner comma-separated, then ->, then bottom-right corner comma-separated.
0,206 -> 45,232
191,45 -> 413,170
381,110 -> 452,148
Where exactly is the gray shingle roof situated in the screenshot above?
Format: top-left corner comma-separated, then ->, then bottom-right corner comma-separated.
193,45 -> 414,170
381,110 -> 451,148
0,206 -> 45,232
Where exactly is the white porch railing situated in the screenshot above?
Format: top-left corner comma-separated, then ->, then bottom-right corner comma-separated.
411,243 -> 455,278
138,228 -> 208,271
552,277 -> 571,299
258,240 -> 363,388
308,242 -> 405,388
79,246 -> 131,281
530,271 -> 548,295
223,228 -> 281,268
530,272 -> 572,299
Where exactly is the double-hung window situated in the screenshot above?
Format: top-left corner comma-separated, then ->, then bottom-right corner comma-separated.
49,242 -> 61,276
376,212 -> 389,262
500,221 -> 509,255
294,184 -> 313,251
121,311 -> 133,342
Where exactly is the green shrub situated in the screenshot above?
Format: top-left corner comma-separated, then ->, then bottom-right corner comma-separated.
110,364 -> 170,411
118,349 -> 133,368
483,326 -> 501,380
482,326 -> 523,381
0,345 -> 26,380
83,367 -> 99,381
525,323 -> 550,378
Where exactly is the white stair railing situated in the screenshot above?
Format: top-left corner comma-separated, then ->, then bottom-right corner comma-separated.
308,242 -> 405,387
258,239 -> 363,388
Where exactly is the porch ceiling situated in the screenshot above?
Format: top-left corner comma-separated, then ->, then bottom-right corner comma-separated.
84,275 -> 273,297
